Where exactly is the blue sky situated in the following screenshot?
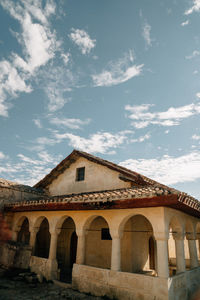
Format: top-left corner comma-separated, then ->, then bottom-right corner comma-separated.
1,0 -> 200,199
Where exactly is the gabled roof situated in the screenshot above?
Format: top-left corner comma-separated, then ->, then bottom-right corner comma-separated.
4,150 -> 200,217
34,149 -> 177,192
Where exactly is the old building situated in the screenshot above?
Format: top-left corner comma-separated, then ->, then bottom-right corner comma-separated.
1,149 -> 200,300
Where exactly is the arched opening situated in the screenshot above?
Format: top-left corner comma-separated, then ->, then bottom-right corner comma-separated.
17,217 -> 30,245
56,217 -> 77,282
121,214 -> 155,274
34,218 -> 50,258
149,236 -> 155,270
85,216 -> 112,269
168,217 -> 183,276
70,231 -> 78,268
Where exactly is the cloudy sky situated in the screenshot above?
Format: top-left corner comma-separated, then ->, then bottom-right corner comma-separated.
1,0 -> 200,199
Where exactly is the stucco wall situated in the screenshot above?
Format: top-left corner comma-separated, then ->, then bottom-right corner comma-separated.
85,217 -> 112,269
47,157 -> 131,196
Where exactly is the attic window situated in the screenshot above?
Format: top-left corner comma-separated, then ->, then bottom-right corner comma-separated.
76,167 -> 85,181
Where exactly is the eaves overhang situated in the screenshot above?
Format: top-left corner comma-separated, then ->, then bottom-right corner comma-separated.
4,192 -> 200,218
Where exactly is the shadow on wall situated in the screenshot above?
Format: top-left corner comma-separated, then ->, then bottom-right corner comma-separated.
0,213 -> 11,244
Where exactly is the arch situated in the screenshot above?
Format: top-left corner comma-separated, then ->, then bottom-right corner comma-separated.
185,219 -> 195,238
17,217 -> 30,245
85,216 -> 112,269
55,215 -> 76,231
82,214 -> 111,233
34,218 -> 50,259
56,217 -> 77,282
195,222 -> 200,237
119,213 -> 154,237
120,214 -> 155,275
33,216 -> 49,230
168,216 -> 183,235
13,215 -> 30,232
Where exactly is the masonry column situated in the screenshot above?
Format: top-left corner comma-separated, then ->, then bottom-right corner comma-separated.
76,230 -> 86,265
110,230 -> 122,272
187,233 -> 199,268
155,232 -> 169,278
29,227 -> 38,255
173,233 -> 185,273
47,229 -> 60,280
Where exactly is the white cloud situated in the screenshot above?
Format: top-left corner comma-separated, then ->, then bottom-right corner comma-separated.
61,53 -> 70,65
181,20 -> 189,26
0,149 -> 62,186
131,133 -> 151,143
50,117 -> 91,129
185,50 -> 200,59
0,0 -> 60,116
69,28 -> 96,55
0,152 -> 7,159
54,131 -> 129,154
46,86 -> 68,112
41,65 -> 74,112
0,60 -> 32,116
120,151 -> 200,185
185,0 -> 200,15
125,102 -> 200,129
196,92 -> 200,98
1,0 -> 58,74
192,134 -> 200,140
142,22 -> 152,47
92,51 -> 143,87
36,136 -> 56,146
33,119 -> 42,128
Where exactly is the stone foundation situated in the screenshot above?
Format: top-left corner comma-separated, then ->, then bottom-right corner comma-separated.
30,256 -> 59,281
0,242 -> 31,269
72,264 -> 200,300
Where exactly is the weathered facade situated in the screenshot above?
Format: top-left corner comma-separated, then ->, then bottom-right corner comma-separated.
1,150 -> 200,300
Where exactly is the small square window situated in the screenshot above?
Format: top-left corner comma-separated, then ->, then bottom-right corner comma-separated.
76,167 -> 85,181
101,228 -> 112,240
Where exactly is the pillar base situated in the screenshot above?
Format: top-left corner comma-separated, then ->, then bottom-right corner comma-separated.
47,259 -> 59,280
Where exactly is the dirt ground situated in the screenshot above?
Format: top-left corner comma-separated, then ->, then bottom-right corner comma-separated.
0,268 -> 106,300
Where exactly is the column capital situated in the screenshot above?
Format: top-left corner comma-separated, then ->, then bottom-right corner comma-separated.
173,232 -> 185,240
186,232 -> 196,240
49,228 -> 61,236
76,228 -> 87,237
110,229 -> 123,239
29,226 -> 39,234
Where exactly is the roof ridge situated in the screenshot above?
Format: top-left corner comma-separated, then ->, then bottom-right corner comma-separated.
33,149 -> 180,195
